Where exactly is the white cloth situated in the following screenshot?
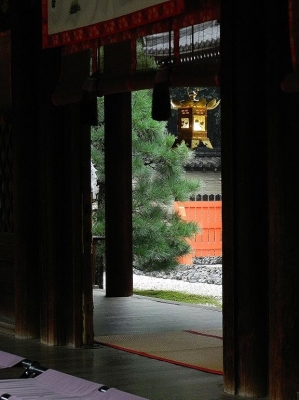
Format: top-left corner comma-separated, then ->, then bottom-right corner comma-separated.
47,1 -> 169,35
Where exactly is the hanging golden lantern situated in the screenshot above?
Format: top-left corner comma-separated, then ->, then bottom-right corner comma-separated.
171,88 -> 220,149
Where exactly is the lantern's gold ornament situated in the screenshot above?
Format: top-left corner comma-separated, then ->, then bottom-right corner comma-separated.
171,88 -> 220,149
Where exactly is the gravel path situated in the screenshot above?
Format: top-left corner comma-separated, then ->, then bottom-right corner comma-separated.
133,274 -> 222,301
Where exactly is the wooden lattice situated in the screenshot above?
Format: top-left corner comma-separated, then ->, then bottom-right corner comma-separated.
0,123 -> 13,233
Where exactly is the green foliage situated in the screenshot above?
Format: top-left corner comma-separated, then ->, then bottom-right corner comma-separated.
91,98 -> 105,183
92,89 -> 200,272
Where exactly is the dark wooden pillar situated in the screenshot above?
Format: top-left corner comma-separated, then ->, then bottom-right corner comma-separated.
11,1 -> 43,339
104,42 -> 133,297
268,91 -> 299,400
104,92 -> 133,297
221,0 -> 269,396
11,1 -> 93,346
267,1 -> 299,398
80,117 -> 94,346
38,52 -> 93,346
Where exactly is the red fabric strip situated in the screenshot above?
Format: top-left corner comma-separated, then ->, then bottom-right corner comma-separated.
95,340 -> 223,375
42,0 -> 185,49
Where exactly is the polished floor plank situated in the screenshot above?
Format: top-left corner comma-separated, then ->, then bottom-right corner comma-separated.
93,290 -> 222,336
0,290 -> 267,400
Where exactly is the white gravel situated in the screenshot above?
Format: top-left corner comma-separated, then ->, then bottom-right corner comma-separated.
133,274 -> 222,300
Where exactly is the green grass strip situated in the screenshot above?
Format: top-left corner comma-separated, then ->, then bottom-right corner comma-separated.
133,289 -> 222,308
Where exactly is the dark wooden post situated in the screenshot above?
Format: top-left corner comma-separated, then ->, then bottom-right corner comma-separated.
80,118 -> 94,346
104,91 -> 133,297
268,92 -> 299,400
37,90 -> 93,346
38,99 -> 93,346
11,0 -> 93,345
104,40 -> 133,297
267,1 -> 299,398
11,0 -> 43,339
221,0 -> 269,396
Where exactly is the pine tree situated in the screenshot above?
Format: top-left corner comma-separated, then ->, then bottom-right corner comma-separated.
91,89 -> 200,272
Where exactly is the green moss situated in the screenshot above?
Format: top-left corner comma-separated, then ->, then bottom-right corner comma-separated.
133,289 -> 222,308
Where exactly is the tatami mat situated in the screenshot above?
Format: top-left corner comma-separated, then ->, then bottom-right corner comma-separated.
95,329 -> 223,375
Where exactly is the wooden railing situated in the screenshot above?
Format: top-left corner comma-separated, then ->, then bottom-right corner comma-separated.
174,200 -> 222,264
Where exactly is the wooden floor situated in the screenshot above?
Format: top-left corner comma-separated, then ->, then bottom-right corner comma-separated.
0,290 -> 267,400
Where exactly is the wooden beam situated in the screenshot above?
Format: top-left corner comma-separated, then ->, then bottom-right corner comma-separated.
97,62 -> 220,96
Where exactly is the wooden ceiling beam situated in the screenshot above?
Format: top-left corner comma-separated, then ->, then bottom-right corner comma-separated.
97,62 -> 220,95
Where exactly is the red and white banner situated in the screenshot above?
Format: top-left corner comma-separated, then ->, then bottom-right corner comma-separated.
42,0 -> 184,49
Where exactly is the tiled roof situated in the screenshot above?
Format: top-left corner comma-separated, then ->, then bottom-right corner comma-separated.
143,20 -> 220,59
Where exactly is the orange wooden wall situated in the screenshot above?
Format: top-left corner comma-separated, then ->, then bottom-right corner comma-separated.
174,201 -> 222,264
